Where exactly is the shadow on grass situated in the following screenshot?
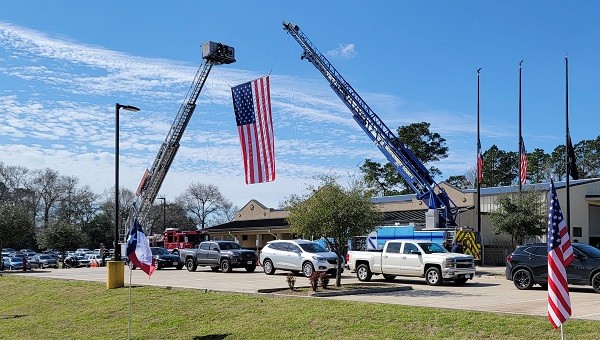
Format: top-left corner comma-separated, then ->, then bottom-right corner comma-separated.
193,334 -> 230,340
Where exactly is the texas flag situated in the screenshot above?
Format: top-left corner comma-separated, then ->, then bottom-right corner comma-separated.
126,218 -> 156,277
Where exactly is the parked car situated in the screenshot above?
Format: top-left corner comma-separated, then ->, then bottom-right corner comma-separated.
2,248 -> 16,257
3,257 -> 31,271
75,248 -> 92,255
259,239 -> 339,277
506,242 -> 600,293
145,247 -> 184,270
20,249 -> 36,257
84,254 -> 103,267
30,254 -> 59,269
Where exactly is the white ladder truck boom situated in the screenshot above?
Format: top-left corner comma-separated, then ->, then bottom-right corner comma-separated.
126,42 -> 235,239
283,21 -> 458,227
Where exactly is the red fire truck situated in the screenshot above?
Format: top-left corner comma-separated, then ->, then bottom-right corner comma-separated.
163,228 -> 208,255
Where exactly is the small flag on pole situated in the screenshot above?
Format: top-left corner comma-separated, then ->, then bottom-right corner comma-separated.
566,134 -> 579,180
519,136 -> 527,185
231,76 -> 275,184
126,218 -> 156,277
477,139 -> 483,184
547,179 -> 574,329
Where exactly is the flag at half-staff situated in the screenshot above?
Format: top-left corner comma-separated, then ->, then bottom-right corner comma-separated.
231,76 -> 275,184
519,136 -> 528,185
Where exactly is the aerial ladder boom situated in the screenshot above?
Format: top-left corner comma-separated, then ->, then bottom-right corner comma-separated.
282,22 -> 457,226
128,42 -> 235,238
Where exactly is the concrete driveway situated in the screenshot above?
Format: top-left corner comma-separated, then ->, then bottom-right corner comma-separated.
10,266 -> 600,321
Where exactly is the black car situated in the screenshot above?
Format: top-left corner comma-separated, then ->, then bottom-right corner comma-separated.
506,242 -> 600,293
150,247 -> 184,270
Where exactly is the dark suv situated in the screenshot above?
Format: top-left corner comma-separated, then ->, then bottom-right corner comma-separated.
505,242 -> 600,293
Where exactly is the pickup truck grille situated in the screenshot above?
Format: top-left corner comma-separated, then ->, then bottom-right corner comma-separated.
240,252 -> 256,260
455,259 -> 474,268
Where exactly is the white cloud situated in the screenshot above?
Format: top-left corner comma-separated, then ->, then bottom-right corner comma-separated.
326,43 -> 358,59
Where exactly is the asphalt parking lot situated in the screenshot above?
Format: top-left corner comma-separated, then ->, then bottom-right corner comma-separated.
10,266 -> 600,321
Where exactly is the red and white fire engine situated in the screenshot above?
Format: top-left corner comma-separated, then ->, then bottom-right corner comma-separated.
163,228 -> 208,255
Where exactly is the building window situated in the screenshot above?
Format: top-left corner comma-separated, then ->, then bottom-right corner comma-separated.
573,227 -> 582,238
242,235 -> 248,241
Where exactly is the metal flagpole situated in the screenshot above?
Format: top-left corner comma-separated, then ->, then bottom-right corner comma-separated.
477,68 -> 483,264
518,60 -> 523,192
128,266 -> 132,340
565,55 -> 572,238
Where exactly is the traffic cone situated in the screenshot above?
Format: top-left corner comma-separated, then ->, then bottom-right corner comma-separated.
91,260 -> 98,268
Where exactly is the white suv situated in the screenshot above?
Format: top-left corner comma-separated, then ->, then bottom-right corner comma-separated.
259,239 -> 339,277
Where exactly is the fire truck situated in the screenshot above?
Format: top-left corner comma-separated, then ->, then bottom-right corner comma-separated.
163,228 -> 208,255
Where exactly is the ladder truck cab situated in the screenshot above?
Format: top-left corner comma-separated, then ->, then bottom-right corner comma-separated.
123,41 -> 235,242
282,21 -> 459,228
163,228 -> 208,255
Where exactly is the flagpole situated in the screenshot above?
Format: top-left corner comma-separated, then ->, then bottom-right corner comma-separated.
475,67 -> 484,264
476,68 -> 482,235
565,55 -> 572,238
128,266 -> 132,340
518,60 -> 523,192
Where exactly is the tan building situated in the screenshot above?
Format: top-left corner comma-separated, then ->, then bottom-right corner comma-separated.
205,178 -> 600,261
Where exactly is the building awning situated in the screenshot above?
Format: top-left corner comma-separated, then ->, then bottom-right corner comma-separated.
205,218 -> 288,233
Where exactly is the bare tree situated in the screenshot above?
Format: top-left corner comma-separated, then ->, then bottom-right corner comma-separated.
28,168 -> 79,227
176,183 -> 234,229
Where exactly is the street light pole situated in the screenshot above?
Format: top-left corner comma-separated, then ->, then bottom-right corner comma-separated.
158,197 -> 166,231
114,103 -> 140,262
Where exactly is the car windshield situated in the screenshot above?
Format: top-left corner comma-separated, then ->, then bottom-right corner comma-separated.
219,242 -> 241,250
9,257 -> 23,262
417,242 -> 448,254
152,248 -> 171,255
39,255 -> 53,260
299,243 -> 328,253
576,244 -> 600,258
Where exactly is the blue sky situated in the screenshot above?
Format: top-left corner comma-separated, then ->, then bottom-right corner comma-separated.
2,1 -> 599,209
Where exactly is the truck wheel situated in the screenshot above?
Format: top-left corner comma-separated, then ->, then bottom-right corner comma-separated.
263,259 -> 275,275
221,259 -> 232,273
185,258 -> 197,272
383,274 -> 396,281
425,267 -> 443,286
302,262 -> 315,277
245,264 -> 256,272
356,264 -> 372,282
591,272 -> 600,293
512,268 -> 533,290
210,266 -> 220,272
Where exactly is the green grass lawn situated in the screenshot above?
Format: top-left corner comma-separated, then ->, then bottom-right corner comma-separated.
0,276 -> 596,339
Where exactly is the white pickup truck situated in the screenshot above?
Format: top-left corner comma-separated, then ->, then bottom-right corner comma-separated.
346,240 -> 476,285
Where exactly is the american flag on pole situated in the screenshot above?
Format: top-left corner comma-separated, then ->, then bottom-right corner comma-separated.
231,76 -> 275,184
547,179 -> 574,329
519,136 -> 528,185
477,139 -> 483,184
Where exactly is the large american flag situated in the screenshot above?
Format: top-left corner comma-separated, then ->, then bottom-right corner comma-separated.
547,179 -> 574,329
477,138 -> 483,184
519,136 -> 527,185
231,76 -> 275,184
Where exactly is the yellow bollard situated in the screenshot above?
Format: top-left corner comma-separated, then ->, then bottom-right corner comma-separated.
106,261 -> 125,289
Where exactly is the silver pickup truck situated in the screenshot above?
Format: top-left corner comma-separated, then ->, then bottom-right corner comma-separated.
179,240 -> 258,273
346,240 -> 475,285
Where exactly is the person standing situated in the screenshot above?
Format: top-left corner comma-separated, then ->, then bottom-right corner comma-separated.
451,240 -> 462,253
99,243 -> 106,267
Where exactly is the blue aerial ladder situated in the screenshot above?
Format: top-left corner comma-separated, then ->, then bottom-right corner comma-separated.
283,21 -> 457,227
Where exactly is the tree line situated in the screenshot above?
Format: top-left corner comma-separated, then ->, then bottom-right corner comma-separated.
0,161 -> 235,252
359,122 -> 600,193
